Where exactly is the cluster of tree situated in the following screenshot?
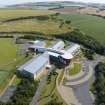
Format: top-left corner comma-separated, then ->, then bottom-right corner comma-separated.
53,29 -> 105,55
0,77 -> 39,105
0,35 -> 13,38
47,71 -> 58,84
49,6 -> 64,10
93,62 -> 105,105
45,98 -> 63,105
59,20 -> 71,28
50,13 -> 61,21
2,15 -> 49,23
82,48 -> 95,60
65,20 -> 71,24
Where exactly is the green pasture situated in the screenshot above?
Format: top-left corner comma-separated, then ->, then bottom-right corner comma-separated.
0,38 -> 26,91
0,9 -> 54,22
61,13 -> 105,44
0,19 -> 71,34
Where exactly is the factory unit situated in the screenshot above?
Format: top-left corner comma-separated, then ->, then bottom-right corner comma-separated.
17,53 -> 49,80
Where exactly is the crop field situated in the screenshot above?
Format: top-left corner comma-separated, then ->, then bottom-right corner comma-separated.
60,13 -> 105,44
0,38 -> 27,92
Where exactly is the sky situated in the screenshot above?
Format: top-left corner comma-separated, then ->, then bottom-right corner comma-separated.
0,0 -> 105,6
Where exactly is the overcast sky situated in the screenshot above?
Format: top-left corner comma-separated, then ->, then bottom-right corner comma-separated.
0,0 -> 105,6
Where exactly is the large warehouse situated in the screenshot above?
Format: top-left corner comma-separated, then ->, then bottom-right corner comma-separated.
17,53 -> 49,79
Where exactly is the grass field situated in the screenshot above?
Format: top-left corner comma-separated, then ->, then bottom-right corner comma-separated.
0,38 -> 27,92
0,38 -> 18,69
60,13 -> 105,44
0,19 -> 71,34
69,63 -> 81,76
0,9 -> 54,21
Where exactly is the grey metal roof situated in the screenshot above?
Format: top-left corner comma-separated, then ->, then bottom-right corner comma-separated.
18,53 -> 49,74
17,40 -> 65,75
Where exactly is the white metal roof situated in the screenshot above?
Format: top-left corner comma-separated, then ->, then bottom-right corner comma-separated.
48,51 -> 73,60
48,51 -> 60,57
66,44 -> 80,55
61,53 -> 73,59
50,40 -> 65,50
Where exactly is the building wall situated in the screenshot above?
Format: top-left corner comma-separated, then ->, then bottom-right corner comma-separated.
17,59 -> 49,80
33,60 -> 49,79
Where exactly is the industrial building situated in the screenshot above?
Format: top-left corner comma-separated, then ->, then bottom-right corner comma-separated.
28,40 -> 65,53
17,53 -> 49,79
17,40 -> 81,80
17,40 -> 65,79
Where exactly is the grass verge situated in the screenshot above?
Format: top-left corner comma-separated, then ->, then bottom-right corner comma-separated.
69,63 -> 81,76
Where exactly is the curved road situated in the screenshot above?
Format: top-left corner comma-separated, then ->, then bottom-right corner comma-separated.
72,77 -> 94,105
70,54 -> 104,105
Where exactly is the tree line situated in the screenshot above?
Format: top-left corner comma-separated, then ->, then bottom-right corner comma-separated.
53,29 -> 105,55
93,62 -> 105,105
0,77 -> 39,105
2,15 -> 49,23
